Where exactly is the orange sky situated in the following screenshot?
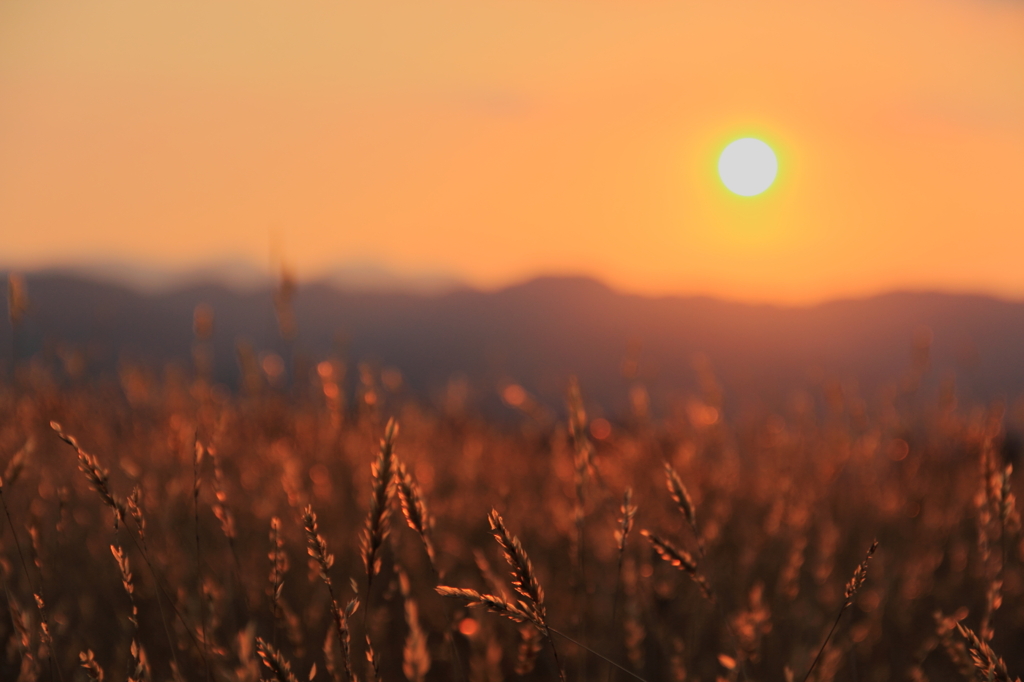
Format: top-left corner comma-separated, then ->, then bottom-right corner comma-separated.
1,0 -> 1023,304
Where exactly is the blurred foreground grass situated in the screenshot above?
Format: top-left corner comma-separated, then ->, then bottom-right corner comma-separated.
0,359 -> 1020,682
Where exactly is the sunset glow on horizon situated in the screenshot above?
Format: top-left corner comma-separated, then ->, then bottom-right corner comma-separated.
2,0 -> 1023,304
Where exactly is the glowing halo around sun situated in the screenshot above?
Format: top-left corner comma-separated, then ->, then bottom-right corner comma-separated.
717,138 -> 778,196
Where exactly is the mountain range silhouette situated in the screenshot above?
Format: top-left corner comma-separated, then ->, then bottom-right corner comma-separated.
4,271 -> 1021,418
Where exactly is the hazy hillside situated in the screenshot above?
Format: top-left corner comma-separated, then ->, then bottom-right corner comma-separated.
4,272 -> 1022,415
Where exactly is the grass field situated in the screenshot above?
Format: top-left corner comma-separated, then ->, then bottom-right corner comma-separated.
0,357 -> 1020,682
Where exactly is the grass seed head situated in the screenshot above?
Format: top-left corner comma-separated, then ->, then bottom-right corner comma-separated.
664,463 -> 697,530
396,459 -> 436,570
435,586 -> 547,633
303,505 -> 335,585
956,622 -> 1018,682
615,488 -> 637,553
488,509 -> 547,620
52,422 -> 126,524
642,529 -> 713,600
257,637 -> 299,682
361,418 -> 398,583
80,649 -> 105,682
844,540 -> 879,607
0,437 -> 31,490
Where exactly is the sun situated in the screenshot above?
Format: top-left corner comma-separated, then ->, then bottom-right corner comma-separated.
718,138 -> 778,196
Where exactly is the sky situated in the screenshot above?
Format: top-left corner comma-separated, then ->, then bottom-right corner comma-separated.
1,0 -> 1023,304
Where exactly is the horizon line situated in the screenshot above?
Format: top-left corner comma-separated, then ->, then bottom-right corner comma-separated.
4,262 -> 1024,310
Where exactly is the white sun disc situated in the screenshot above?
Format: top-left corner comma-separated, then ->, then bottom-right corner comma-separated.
718,138 -> 778,196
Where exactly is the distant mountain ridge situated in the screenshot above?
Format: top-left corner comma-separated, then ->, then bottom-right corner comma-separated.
19,260 -> 467,295
4,271 -> 1023,415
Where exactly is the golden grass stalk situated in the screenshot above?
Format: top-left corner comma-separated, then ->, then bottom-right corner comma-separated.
664,463 -> 696,533
566,376 -> 589,450
488,509 -> 547,621
396,459 -> 437,573
7,273 -> 28,326
843,540 -> 878,607
192,438 -> 212,682
33,593 -> 52,653
567,377 -> 594,537
365,635 -> 382,682
28,524 -> 42,571
80,649 -> 105,681
652,459 -> 747,678
304,505 -> 335,582
802,540 -> 878,682
976,437 -> 1008,642
274,266 -> 298,341
566,377 -> 593,680
126,487 -> 146,545
607,488 -> 637,682
209,445 -> 251,620
303,505 -> 358,682
440,509 -> 567,682
359,419 -> 398,682
111,545 -> 150,682
51,421 -> 126,525
0,437 -> 30,490
0,456 -> 63,682
640,530 -> 713,601
110,545 -> 137,628
956,622 -> 1020,682
999,464 -> 1021,536
268,517 -> 288,646
398,568 -> 431,682
211,446 -> 237,542
0,443 -> 45,682
978,461 -> 1021,643
53,422 -> 202,674
615,488 -> 637,557
361,419 -> 398,588
6,592 -> 38,680
128,641 -> 151,682
256,637 -> 300,682
435,586 -> 545,632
